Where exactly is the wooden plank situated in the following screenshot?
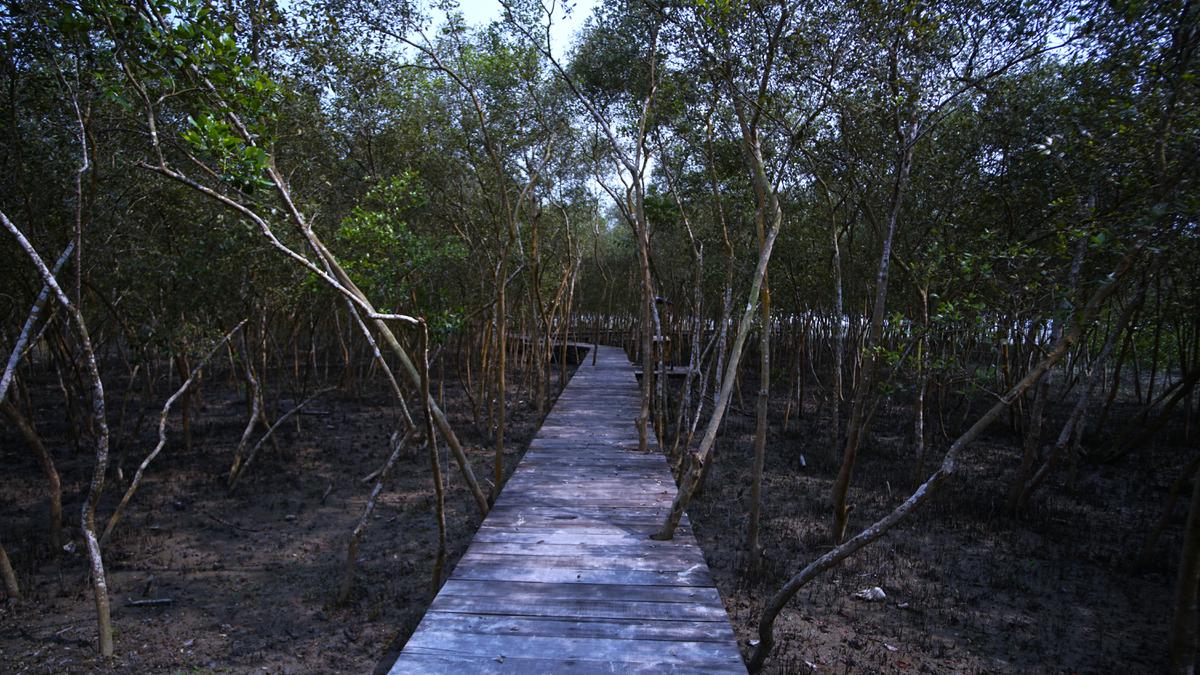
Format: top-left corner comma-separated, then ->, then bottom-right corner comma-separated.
486,503 -> 687,516
517,458 -> 662,468
482,508 -> 686,523
512,460 -> 666,470
514,465 -> 663,475
428,594 -> 728,622
477,518 -> 677,533
501,479 -> 672,492
504,476 -> 666,486
500,484 -> 672,494
495,497 -> 673,508
462,541 -> 706,560
476,520 -> 686,535
389,344 -> 743,674
436,579 -> 724,605
390,652 -> 737,674
415,612 -> 737,642
449,560 -> 713,586
478,515 -> 688,530
401,631 -> 745,667
456,547 -> 705,566
472,530 -> 691,545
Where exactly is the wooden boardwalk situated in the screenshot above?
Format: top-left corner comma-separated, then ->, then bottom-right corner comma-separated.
389,345 -> 745,673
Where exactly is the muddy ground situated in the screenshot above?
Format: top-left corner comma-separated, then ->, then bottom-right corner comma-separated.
688,374 -> 1192,674
2,348 -> 1194,674
1,355 -> 575,674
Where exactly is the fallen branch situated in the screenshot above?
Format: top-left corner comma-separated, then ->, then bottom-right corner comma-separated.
124,598 -> 173,607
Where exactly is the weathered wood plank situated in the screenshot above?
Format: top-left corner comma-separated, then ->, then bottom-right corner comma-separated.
477,517 -> 688,533
449,560 -> 713,586
462,541 -> 707,560
455,549 -> 708,572
494,497 -> 674,508
392,652 -> 737,674
435,579 -> 724,605
471,530 -> 671,545
388,345 -> 743,674
416,612 -> 737,643
483,507 -> 687,523
402,631 -> 745,667
500,481 -> 672,494
428,594 -> 728,622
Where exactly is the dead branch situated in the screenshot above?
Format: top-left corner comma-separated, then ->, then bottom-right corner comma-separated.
101,320 -> 246,545
228,387 -> 335,490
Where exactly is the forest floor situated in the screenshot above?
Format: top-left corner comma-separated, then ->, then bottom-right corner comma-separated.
688,376 -> 1193,674
2,353 -> 1192,674
0,357 -> 575,673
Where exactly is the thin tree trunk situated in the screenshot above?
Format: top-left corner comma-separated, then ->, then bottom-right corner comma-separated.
311,239 -> 489,515
3,210 -> 113,656
338,429 -> 413,604
103,322 -> 244,544
748,241 -> 1142,672
652,127 -> 784,538
229,387 -> 333,490
691,84 -> 742,496
1170,470 -> 1200,674
495,265 -> 508,501
138,118 -> 488,514
747,215 -> 772,573
832,219 -> 846,461
1106,368 -> 1200,462
420,321 -> 448,595
173,353 -> 192,453
228,335 -> 264,486
1148,277 -> 1163,403
654,150 -> 705,464
832,132 -> 916,544
0,242 -> 75,403
0,535 -> 20,600
336,293 -> 418,602
1140,456 -> 1200,569
1,399 -> 63,548
1016,257 -> 1156,509
1008,236 -> 1086,513
913,288 -> 930,484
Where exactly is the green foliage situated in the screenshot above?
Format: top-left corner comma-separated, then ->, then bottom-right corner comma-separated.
1,0 -> 1195,445
335,174 -> 467,332
181,115 -> 271,191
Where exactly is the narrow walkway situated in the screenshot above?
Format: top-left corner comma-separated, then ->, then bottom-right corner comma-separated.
389,345 -> 745,673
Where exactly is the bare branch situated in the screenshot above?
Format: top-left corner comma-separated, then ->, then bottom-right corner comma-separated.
101,320 -> 248,545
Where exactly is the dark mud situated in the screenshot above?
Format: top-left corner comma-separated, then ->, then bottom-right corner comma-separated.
1,352 -> 1191,674
1,357 -> 574,673
688,380 -> 1189,674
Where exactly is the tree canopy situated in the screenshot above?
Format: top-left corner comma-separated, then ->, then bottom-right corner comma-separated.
1,0 -> 1198,670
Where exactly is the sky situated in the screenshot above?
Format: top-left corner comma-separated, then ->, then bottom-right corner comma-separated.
430,0 -> 624,210
436,0 -> 598,58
